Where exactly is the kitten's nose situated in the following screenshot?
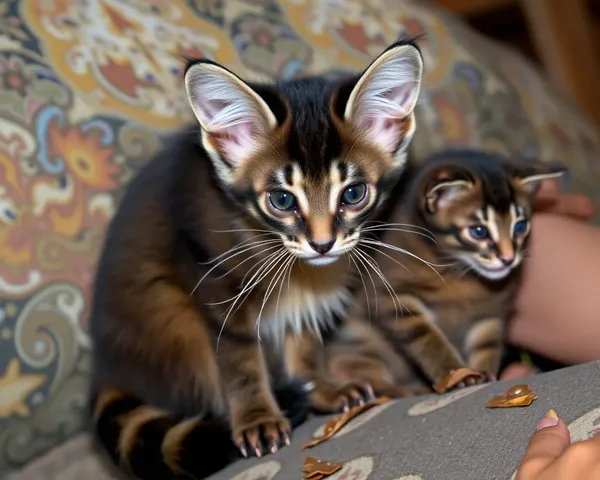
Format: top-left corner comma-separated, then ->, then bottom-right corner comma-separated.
499,255 -> 515,266
309,239 -> 335,255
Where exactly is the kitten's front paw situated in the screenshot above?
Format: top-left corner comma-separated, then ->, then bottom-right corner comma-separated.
434,367 -> 496,393
232,410 -> 291,458
310,379 -> 374,413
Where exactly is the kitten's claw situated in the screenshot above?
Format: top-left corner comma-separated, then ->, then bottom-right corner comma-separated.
233,413 -> 291,459
311,380 -> 375,413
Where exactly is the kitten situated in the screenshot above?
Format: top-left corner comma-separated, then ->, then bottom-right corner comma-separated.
323,149 -> 565,396
90,39 -> 423,479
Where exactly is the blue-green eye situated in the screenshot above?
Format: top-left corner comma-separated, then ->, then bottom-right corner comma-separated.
341,183 -> 367,205
269,190 -> 297,211
467,224 -> 489,240
514,220 -> 528,236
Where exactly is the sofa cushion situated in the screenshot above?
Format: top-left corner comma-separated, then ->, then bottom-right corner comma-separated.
1,0 -> 599,475
9,362 -> 600,480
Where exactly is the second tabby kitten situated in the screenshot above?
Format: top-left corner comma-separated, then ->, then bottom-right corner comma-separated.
325,150 -> 565,395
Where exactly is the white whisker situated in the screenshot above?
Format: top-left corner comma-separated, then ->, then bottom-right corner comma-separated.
215,248 -> 286,350
354,248 -> 400,321
364,221 -> 435,236
359,239 -> 449,288
358,243 -> 413,275
214,243 -> 282,280
191,239 -> 281,295
209,248 -> 286,307
361,226 -> 437,245
351,250 -> 379,316
200,234 -> 278,264
349,251 -> 371,320
256,253 -> 293,340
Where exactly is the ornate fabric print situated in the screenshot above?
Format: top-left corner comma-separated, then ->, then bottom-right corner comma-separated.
21,0 -> 236,129
325,456 -> 374,480
311,399 -> 396,442
567,406 -> 600,442
407,385 -> 488,417
0,359 -> 46,418
231,13 -> 312,79
230,460 -> 282,480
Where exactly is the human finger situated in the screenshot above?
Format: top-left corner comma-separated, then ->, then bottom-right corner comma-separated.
516,410 -> 570,478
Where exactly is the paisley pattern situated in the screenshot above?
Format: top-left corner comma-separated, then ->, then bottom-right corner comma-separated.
2,0 -> 600,476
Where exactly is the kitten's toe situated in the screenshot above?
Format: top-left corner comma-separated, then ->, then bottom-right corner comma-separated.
233,414 -> 291,458
311,380 -> 373,413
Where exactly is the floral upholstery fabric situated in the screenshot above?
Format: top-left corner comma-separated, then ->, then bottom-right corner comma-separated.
0,0 -> 599,476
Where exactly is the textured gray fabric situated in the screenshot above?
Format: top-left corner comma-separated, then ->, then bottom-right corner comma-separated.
209,361 -> 600,480
11,362 -> 600,479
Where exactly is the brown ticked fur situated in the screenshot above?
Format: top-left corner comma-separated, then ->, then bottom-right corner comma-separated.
90,40 -> 424,479
324,150 -> 566,395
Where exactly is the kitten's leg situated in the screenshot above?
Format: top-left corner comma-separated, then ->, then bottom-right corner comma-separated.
327,317 -> 431,397
379,295 -> 474,389
285,332 -> 372,413
464,317 -> 503,381
328,353 -> 431,398
216,311 -> 291,457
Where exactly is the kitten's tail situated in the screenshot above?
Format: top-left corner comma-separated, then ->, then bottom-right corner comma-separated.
92,380 -> 311,480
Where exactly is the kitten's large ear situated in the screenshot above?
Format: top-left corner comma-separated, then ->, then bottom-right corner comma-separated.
184,60 -> 278,168
343,41 -> 423,164
513,162 -> 567,196
424,167 -> 474,213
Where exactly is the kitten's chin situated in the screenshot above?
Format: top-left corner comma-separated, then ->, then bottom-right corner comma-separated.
459,255 -> 513,281
476,266 -> 512,281
303,255 -> 340,267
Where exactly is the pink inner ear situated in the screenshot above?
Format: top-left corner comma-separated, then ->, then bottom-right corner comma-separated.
367,117 -> 402,153
355,83 -> 416,152
214,123 -> 257,167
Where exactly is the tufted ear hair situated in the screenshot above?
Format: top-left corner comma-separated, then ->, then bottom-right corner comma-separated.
511,161 -> 567,197
343,40 -> 423,166
184,60 -> 279,169
422,165 -> 475,214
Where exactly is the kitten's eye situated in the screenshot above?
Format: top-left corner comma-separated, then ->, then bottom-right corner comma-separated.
467,224 -> 489,240
513,220 -> 528,236
341,183 -> 367,205
268,190 -> 297,211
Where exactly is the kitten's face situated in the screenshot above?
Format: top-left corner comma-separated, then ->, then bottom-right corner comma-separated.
255,158 -> 380,265
422,158 -> 565,280
185,42 -> 423,266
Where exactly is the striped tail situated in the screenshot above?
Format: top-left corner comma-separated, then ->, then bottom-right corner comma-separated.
92,380 -> 311,480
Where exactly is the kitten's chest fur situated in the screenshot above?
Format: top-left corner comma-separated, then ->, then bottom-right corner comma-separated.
258,261 -> 351,341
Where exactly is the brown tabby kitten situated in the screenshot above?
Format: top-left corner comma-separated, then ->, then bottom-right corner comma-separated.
323,150 -> 565,396
90,40 -> 424,479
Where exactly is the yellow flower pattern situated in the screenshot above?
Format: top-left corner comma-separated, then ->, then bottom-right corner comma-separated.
0,359 -> 46,418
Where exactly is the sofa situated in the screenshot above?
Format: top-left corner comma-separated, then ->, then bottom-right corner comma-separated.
1,0 -> 599,478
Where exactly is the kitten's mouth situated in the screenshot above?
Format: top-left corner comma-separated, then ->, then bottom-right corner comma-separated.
304,254 -> 340,267
479,265 -> 512,280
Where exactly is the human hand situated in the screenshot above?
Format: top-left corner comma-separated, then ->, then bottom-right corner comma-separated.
534,180 -> 596,219
516,409 -> 600,479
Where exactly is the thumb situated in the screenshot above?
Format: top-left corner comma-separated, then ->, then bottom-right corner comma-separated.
517,410 -> 571,478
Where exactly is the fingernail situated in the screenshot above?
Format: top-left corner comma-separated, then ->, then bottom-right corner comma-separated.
536,409 -> 559,431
